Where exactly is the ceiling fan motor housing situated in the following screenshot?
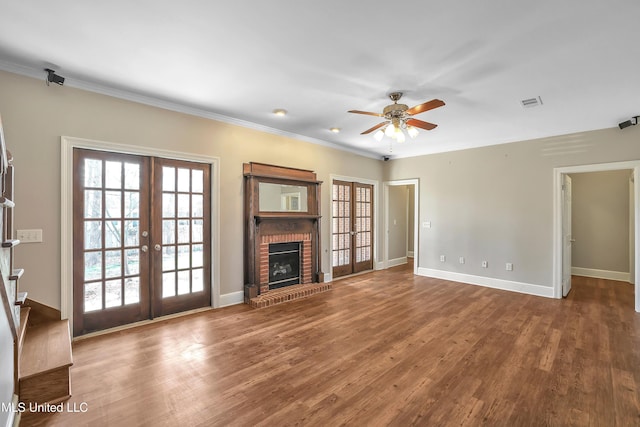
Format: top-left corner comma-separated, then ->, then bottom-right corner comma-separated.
383,103 -> 408,119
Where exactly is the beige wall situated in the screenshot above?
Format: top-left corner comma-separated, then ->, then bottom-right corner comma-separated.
386,127 -> 640,288
570,170 -> 630,273
0,70 -> 385,309
387,185 -> 408,260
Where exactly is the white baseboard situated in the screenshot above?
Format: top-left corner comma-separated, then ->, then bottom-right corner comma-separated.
375,261 -> 386,270
417,268 -> 555,299
324,273 -> 333,283
407,251 -> 414,258
388,256 -> 408,268
572,267 -> 630,282
219,291 -> 244,307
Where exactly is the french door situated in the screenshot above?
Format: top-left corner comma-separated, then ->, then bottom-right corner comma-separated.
332,180 -> 374,278
73,149 -> 211,336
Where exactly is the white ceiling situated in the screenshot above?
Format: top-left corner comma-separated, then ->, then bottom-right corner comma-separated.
1,0 -> 639,159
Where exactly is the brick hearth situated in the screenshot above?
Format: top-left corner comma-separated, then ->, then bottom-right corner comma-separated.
248,282 -> 332,308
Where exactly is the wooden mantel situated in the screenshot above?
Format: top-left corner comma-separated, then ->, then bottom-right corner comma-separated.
243,163 -> 324,302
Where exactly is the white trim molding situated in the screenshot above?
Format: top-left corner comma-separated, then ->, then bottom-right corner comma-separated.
60,136 -> 222,326
417,268 -> 555,299
388,256 -> 408,268
572,267 -> 631,283
219,291 -> 244,307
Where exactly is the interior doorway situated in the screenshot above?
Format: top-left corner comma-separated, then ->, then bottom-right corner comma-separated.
384,179 -> 419,274
554,161 -> 640,312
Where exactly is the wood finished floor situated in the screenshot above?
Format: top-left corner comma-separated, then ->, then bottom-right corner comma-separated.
21,265 -> 640,426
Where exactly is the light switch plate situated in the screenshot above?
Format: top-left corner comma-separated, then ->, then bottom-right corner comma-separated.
16,229 -> 43,243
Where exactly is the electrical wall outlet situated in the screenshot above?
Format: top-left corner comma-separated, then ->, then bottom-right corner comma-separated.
481,261 -> 488,268
459,257 -> 465,264
440,255 -> 446,262
506,262 -> 513,271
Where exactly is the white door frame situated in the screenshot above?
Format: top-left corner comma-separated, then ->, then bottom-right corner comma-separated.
60,136 -> 221,326
553,161 -> 640,312
383,179 -> 419,274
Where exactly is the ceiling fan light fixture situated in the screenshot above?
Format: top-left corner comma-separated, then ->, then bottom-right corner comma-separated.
273,109 -> 287,117
329,127 -> 341,133
349,92 -> 444,144
385,124 -> 396,137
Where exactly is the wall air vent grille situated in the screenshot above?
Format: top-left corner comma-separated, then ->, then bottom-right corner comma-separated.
521,96 -> 543,108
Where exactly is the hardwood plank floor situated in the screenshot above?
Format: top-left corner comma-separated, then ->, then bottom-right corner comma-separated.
21,266 -> 640,426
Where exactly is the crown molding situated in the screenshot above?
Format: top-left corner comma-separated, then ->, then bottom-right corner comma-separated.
0,59 -> 379,160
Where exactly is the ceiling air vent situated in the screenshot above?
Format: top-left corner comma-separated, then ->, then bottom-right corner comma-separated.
521,96 -> 543,108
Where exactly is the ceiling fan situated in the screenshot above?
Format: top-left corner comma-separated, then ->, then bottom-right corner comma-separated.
348,92 -> 445,142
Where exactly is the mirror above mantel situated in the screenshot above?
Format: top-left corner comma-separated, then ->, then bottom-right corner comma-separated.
258,182 -> 308,213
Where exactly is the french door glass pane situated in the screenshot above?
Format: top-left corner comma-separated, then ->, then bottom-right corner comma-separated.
124,163 -> 140,190
84,222 -> 102,249
84,190 -> 102,218
105,161 -> 122,188
125,278 -> 140,305
84,282 -> 102,312
84,159 -> 102,187
163,167 -> 175,191
192,269 -> 204,292
124,192 -> 140,217
105,279 -> 122,308
163,272 -> 176,298
84,252 -> 101,281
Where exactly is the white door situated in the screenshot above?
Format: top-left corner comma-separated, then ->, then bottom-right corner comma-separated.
562,174 -> 573,297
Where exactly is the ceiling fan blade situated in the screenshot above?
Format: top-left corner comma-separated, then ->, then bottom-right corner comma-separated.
406,118 -> 437,131
406,99 -> 445,116
361,121 -> 389,134
348,110 -> 384,117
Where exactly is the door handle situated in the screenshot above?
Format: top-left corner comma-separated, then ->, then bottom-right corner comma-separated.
141,245 -> 148,253
154,244 -> 162,251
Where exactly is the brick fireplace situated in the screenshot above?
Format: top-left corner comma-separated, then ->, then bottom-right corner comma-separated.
259,233 -> 312,293
243,162 -> 326,306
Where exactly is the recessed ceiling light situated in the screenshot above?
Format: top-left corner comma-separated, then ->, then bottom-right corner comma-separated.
330,127 -> 341,133
273,109 -> 287,116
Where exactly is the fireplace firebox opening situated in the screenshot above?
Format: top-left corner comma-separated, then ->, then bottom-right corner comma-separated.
269,242 -> 301,289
